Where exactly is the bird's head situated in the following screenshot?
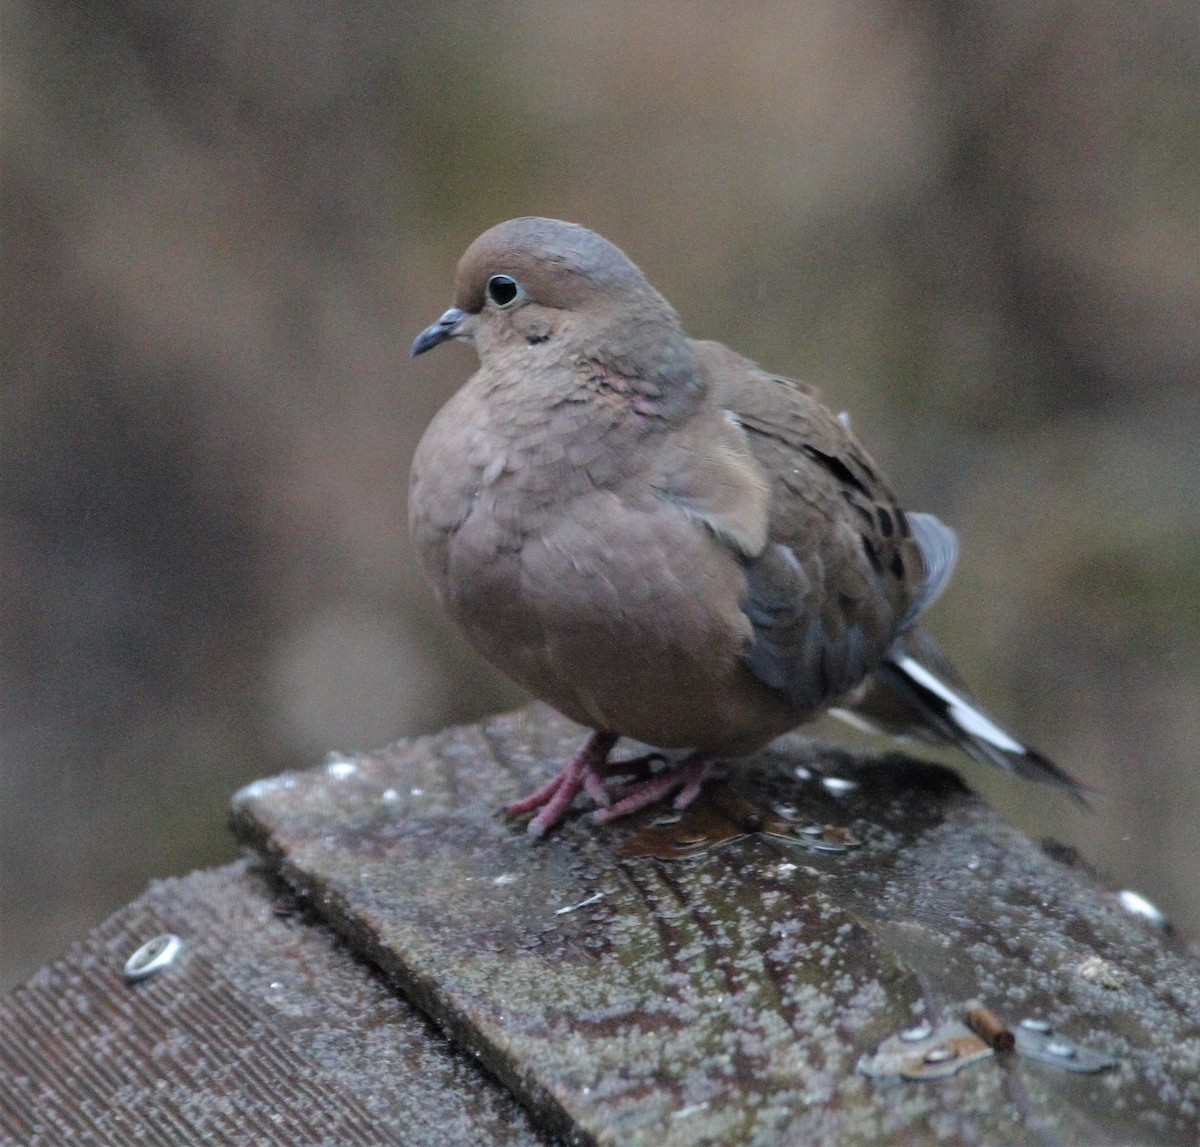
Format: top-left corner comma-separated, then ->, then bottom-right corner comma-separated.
411,217 -> 683,367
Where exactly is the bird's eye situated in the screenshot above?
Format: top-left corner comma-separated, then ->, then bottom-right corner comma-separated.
485,274 -> 522,308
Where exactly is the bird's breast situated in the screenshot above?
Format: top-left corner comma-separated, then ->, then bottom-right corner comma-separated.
410,402 -> 799,749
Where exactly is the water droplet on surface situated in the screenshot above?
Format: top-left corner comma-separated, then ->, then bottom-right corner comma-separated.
1117,889 -> 1169,928
923,1045 -> 957,1064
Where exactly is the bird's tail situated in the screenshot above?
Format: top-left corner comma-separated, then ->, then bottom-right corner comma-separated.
831,626 -> 1090,805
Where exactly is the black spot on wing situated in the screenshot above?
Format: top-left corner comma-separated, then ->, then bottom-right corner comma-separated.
801,446 -> 872,499
861,535 -> 884,575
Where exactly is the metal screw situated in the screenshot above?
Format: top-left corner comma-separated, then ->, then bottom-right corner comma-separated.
1045,1039 -> 1077,1059
124,933 -> 185,982
1020,1018 -> 1052,1033
900,1022 -> 933,1042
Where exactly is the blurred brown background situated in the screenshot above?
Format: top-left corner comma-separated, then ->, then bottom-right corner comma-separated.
2,1 -> 1196,991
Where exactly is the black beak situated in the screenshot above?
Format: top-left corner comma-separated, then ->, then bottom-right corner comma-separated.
411,307 -> 467,356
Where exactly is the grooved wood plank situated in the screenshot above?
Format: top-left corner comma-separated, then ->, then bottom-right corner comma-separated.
0,861 -> 547,1147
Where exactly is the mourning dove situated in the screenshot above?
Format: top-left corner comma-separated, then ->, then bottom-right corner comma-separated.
410,217 -> 1084,836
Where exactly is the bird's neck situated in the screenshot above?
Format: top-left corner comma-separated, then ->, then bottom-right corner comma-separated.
570,311 -> 705,426
475,310 -> 706,430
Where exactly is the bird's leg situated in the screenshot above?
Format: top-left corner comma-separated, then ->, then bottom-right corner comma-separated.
591,756 -> 727,825
503,730 -> 619,838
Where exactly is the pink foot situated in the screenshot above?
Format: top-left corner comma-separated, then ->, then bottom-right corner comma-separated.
504,735 -> 726,837
591,757 -> 726,826
503,731 -> 618,838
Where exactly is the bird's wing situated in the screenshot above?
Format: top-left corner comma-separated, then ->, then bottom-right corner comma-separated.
684,339 -> 950,712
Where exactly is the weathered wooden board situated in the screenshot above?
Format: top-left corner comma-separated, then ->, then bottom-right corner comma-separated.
232,704 -> 1200,1146
0,861 -> 548,1146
